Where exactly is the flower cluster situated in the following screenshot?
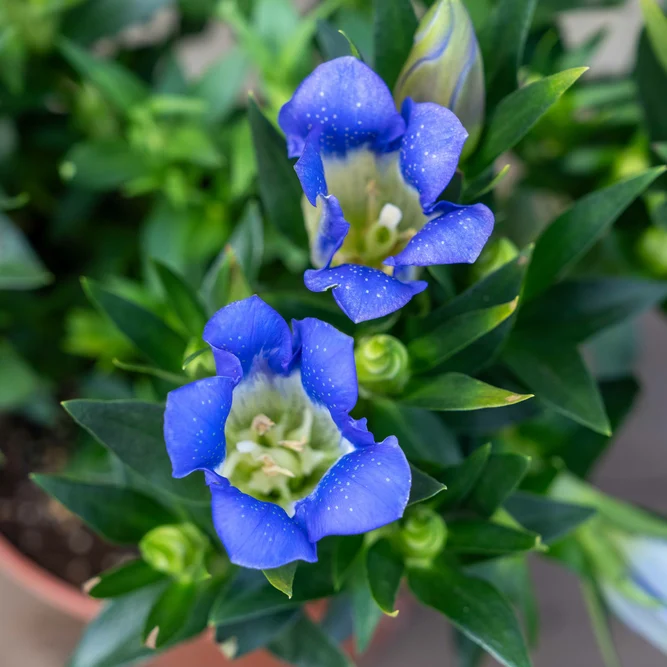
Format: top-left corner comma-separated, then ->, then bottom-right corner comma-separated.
164,296 -> 410,569
278,56 -> 493,323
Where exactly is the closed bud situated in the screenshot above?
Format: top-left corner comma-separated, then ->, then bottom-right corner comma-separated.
397,506 -> 447,566
394,0 -> 485,159
355,334 -> 410,396
139,523 -> 211,582
470,237 -> 519,283
636,226 -> 667,278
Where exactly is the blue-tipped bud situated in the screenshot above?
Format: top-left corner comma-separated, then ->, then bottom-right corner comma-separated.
394,0 -> 485,159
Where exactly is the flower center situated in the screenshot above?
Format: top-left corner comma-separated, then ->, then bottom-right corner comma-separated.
303,149 -> 426,270
220,372 -> 349,514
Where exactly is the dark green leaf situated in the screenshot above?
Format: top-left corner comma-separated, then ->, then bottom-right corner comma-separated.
0,213 -> 51,289
639,0 -> 667,74
350,557 -> 383,653
368,399 -> 461,467
372,0 -> 418,89
333,534 -> 365,590
62,141 -> 150,191
481,0 -> 538,107
269,612 -> 353,667
401,373 -> 533,411
469,68 -> 586,176
200,246 -> 253,315
524,167 -> 667,301
229,200 -> 264,282
409,300 -> 518,372
409,564 -> 531,667
263,562 -> 298,598
317,20 -> 354,60
438,444 -> 492,510
59,39 -> 148,113
144,581 -> 197,648
504,492 -> 595,544
83,278 -> 186,372
456,630 -> 486,667
635,31 -> 667,142
153,261 -> 207,338
32,475 -> 176,544
216,609 -> 301,660
0,342 -> 40,410
466,453 -> 530,517
517,277 -> 667,343
366,538 -> 404,615
63,399 -> 208,504
88,560 -> 166,599
408,464 -> 446,505
446,520 -> 541,554
248,98 -> 307,246
504,337 -> 611,435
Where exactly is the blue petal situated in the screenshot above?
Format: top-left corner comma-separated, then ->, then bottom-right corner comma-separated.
203,296 -> 292,379
292,317 -> 357,414
164,376 -> 234,478
399,98 -> 467,211
208,476 -> 317,569
339,415 -> 377,448
294,437 -> 411,543
278,56 -> 405,159
295,134 -> 328,206
310,195 -> 350,268
384,203 -> 493,267
304,264 -> 427,323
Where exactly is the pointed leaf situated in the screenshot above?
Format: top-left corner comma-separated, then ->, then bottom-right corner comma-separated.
350,558 -> 383,653
333,534 -> 365,590
373,0 -> 418,89
635,32 -> 667,142
446,520 -> 541,554
639,0 -> 667,74
88,560 -> 166,599
438,444 -> 492,510
144,581 -> 198,648
524,167 -> 666,300
409,564 -> 531,667
466,453 -> 530,517
401,373 -> 533,411
0,213 -> 51,289
366,538 -> 404,616
263,562 -> 298,598
408,464 -> 446,506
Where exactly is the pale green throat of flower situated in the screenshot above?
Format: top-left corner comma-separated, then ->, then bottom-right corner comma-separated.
302,149 -> 428,270
219,372 -> 351,514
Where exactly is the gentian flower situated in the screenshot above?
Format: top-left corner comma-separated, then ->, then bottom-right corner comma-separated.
394,0 -> 486,159
278,56 -> 493,323
164,295 -> 411,569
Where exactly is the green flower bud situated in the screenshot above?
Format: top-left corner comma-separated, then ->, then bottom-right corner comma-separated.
139,523 -> 211,582
355,334 -> 410,396
469,237 -> 519,283
636,226 -> 667,278
395,0 -> 485,160
397,506 -> 447,566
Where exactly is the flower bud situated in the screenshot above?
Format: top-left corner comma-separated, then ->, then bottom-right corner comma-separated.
636,226 -> 667,278
355,334 -> 410,396
139,523 -> 211,582
394,0 -> 485,159
469,237 -> 519,283
397,506 -> 447,565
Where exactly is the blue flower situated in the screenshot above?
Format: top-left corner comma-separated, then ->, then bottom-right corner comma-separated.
164,295 -> 411,570
278,56 -> 493,323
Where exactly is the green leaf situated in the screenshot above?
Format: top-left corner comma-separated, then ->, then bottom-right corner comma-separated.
143,581 -> 197,649
61,141 -> 150,191
88,560 -> 166,599
229,200 -> 264,282
408,464 -> 446,505
504,337 -> 611,435
216,610 -> 301,660
0,341 -> 40,409
516,277 -> 667,343
524,167 -> 666,301
409,300 -> 518,373
466,453 -> 530,517
366,538 -> 404,615
369,399 -> 461,467
193,47 -> 249,123
446,520 -> 541,554
505,492 -> 595,544
32,475 -> 176,544
62,0 -> 173,45
639,0 -> 667,74
635,31 -> 667,142
112,359 -> 186,385
153,261 -> 207,338
350,557 -> 384,653
63,399 -> 208,504
0,213 -> 51,289
248,98 -> 307,246
372,0 -> 418,89
333,534 -> 365,590
263,562 -> 298,598
317,20 -> 354,60
59,39 -> 148,113
481,0 -> 538,106
269,612 -> 354,667
200,246 -> 253,315
438,444 -> 492,510
83,278 -> 186,373
469,68 -> 586,176
409,565 -> 531,667
401,373 -> 533,411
